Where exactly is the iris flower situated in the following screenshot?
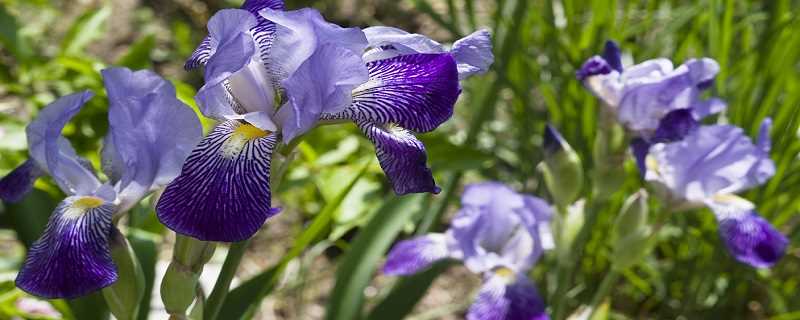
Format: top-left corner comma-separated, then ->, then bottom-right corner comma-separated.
384,182 -> 552,320
577,40 -> 725,135
0,68 -> 202,298
640,119 -> 787,267
157,0 -> 494,242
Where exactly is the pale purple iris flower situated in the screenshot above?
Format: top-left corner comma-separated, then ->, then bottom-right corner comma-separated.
0,68 -> 202,298
157,0 -> 493,242
577,41 -> 726,136
384,182 -> 552,320
641,119 -> 787,268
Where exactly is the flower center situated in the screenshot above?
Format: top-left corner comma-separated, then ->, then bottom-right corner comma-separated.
64,196 -> 105,219
221,123 -> 271,158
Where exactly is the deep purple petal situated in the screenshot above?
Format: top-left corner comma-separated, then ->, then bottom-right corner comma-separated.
757,118 -> 772,153
601,40 -> 623,73
26,91 -> 101,195
16,196 -> 117,299
651,109 -> 698,143
357,121 -> 439,195
542,124 -> 567,156
630,138 -> 650,177
467,272 -> 548,320
383,234 -> 451,275
156,120 -> 280,242
576,56 -> 612,81
275,43 -> 369,142
324,53 -> 461,133
185,0 -> 284,70
0,160 -> 43,202
718,212 -> 788,268
101,67 -> 203,211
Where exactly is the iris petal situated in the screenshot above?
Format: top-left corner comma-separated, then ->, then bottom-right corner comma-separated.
357,120 -> 439,195
467,272 -> 549,320
324,53 -> 460,133
383,234 -> 451,275
0,159 -> 43,202
185,0 -> 285,70
718,212 -> 787,268
16,196 -> 117,299
156,120 -> 280,242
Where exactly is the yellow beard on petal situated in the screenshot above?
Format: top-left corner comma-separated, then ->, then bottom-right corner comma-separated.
222,124 -> 271,158
64,196 -> 105,219
492,266 -> 517,284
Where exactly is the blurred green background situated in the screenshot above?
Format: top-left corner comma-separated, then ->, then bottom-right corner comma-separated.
0,0 -> 798,319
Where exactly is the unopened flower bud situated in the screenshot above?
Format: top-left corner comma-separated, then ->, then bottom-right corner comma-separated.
540,124 -> 584,208
102,230 -> 145,320
162,235 -> 215,316
611,190 -> 652,270
556,199 -> 586,262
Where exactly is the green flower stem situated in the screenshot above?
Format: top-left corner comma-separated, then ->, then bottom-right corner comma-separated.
588,269 -> 621,317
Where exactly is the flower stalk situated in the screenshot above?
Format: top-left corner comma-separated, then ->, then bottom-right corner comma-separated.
161,235 -> 216,318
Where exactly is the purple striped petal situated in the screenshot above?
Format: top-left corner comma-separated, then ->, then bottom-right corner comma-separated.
0,160 -> 43,202
27,91 -> 101,196
576,56 -> 613,81
383,234 -> 452,275
717,212 -> 787,268
467,271 -> 548,320
324,53 -> 460,133
185,0 -> 284,70
357,121 -> 439,195
16,196 -> 117,299
156,120 -> 280,242
651,109 -> 698,143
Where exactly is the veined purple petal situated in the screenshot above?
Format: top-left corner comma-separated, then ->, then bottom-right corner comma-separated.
451,29 -> 494,80
357,120 -> 439,195
467,271 -> 548,320
156,120 -> 280,242
383,233 -> 452,275
275,42 -> 369,142
27,91 -> 101,196
706,196 -> 787,268
602,40 -> 623,73
323,53 -> 461,133
16,196 -> 117,299
185,0 -> 284,70
101,67 -> 203,212
0,159 -> 44,202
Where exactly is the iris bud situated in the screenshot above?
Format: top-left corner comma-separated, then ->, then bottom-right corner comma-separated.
611,190 -> 652,270
102,230 -> 145,320
556,199 -> 586,262
540,124 -> 584,208
162,235 -> 216,316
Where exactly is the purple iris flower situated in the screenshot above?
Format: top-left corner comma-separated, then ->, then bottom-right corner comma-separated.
384,182 -> 552,320
157,0 -> 493,242
641,119 -> 787,268
0,67 -> 202,298
577,41 -> 726,136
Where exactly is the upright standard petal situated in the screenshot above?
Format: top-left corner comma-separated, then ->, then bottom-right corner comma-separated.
26,91 -> 101,195
323,53 -> 461,133
452,29 -> 494,79
645,124 -> 775,203
601,40 -> 623,73
185,0 -> 284,70
0,160 -> 44,202
383,233 -> 453,275
275,43 -> 369,142
467,270 -> 548,320
260,7 -> 368,80
156,120 -> 280,242
357,121 -> 439,195
706,197 -> 787,268
101,67 -> 203,212
16,196 -> 117,299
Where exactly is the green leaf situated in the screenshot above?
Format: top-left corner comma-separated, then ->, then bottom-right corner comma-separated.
116,34 -> 156,70
3,189 -> 57,247
366,261 -> 451,320
128,230 -> 160,320
325,194 -> 426,320
60,6 -> 111,56
0,4 -> 31,60
66,292 -> 109,320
